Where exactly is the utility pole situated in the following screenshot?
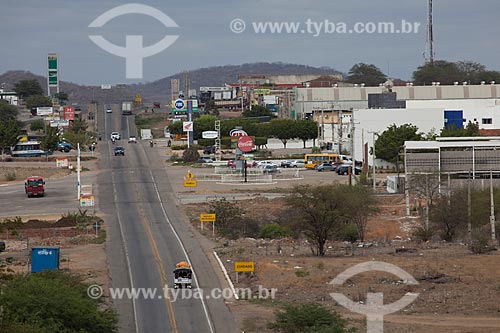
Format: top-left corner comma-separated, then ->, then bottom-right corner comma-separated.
425,173 -> 429,231
468,170 -> 472,240
77,143 -> 81,200
427,0 -> 435,64
490,170 -> 496,241
368,131 -> 377,192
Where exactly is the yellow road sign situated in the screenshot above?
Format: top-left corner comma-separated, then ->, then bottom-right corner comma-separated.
184,180 -> 197,187
234,261 -> 255,272
186,171 -> 195,180
200,213 -> 216,222
134,93 -> 142,103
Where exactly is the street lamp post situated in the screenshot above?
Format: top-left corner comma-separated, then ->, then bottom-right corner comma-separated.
368,131 -> 378,192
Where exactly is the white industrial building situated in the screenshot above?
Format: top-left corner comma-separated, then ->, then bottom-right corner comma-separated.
354,98 -> 500,164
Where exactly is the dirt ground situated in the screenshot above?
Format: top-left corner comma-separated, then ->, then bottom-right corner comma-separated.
164,157 -> 500,333
3,148 -> 500,332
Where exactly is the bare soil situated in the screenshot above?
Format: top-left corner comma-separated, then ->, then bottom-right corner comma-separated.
166,161 -> 500,333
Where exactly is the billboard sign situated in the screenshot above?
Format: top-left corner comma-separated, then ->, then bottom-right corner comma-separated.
50,120 -> 69,127
237,136 -> 254,153
37,107 -> 53,116
48,53 -> 58,87
63,106 -> 75,120
202,131 -> 218,139
183,121 -> 193,132
229,129 -> 248,137
56,157 -> 69,168
171,99 -> 198,113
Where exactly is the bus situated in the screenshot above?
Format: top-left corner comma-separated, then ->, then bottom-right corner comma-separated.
304,153 -> 341,169
11,141 -> 49,157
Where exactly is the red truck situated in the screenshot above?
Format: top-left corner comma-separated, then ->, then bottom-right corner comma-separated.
25,176 -> 45,198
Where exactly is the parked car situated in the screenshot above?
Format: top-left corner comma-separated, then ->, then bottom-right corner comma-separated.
256,160 -> 278,168
198,156 -> 213,163
128,136 -> 137,143
110,132 -> 121,140
336,164 -> 362,175
106,107 -> 113,113
114,146 -> 125,156
316,162 -> 336,172
290,160 -> 305,168
262,164 -> 280,174
280,160 -> 294,168
203,146 -> 215,155
57,142 -> 72,152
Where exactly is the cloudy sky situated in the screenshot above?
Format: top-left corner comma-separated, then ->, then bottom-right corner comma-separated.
1,0 -> 499,85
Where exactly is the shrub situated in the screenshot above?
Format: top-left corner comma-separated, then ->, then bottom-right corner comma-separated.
295,270 -> 309,278
182,146 -> 200,162
470,229 -> 491,254
0,271 -> 118,332
268,303 -> 356,333
259,224 -> 292,239
5,171 -> 16,181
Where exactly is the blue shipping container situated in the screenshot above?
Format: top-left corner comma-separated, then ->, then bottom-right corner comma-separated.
31,246 -> 60,273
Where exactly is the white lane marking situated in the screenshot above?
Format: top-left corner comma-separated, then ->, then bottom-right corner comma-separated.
148,169 -> 215,333
213,251 -> 239,300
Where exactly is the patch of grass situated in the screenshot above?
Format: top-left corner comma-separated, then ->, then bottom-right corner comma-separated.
295,270 -> 310,278
135,115 -> 167,127
5,171 -> 16,181
89,229 -> 106,244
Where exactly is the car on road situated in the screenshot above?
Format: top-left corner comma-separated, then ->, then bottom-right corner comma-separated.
262,164 -> 280,174
290,160 -> 305,168
110,132 -> 121,140
114,146 -> 125,156
198,156 -> 213,163
106,107 -> 112,113
57,142 -> 72,152
336,164 -> 362,175
128,136 -> 137,143
316,162 -> 336,172
280,160 -> 293,168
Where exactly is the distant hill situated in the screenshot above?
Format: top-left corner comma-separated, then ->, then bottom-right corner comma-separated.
0,62 -> 342,104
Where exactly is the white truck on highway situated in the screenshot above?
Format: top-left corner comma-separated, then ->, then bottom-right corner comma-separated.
141,129 -> 153,140
122,102 -> 132,115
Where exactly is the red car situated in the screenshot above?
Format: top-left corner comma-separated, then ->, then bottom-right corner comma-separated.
227,160 -> 253,168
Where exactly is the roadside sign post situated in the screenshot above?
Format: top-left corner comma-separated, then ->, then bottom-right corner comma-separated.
234,261 -> 255,283
184,170 -> 197,188
200,213 -> 216,234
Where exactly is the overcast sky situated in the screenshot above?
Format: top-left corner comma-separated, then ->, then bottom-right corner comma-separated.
1,0 -> 499,85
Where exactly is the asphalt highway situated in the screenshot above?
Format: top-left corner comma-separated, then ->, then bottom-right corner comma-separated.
99,105 -> 237,332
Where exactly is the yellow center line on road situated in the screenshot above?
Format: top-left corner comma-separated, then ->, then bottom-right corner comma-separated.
134,184 -> 179,333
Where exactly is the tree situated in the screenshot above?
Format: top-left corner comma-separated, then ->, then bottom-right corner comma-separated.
375,124 -> 423,163
70,118 -> 88,133
243,105 -> 273,118
342,185 -> 377,242
25,95 -> 52,109
268,303 -> 356,333
269,118 -> 296,148
413,60 -> 463,85
168,121 -> 183,136
347,63 -> 387,86
0,100 -> 19,122
182,146 -> 200,162
209,198 -> 249,238
430,188 -> 468,241
295,120 -> 318,148
40,126 -> 59,152
440,121 -> 480,137
285,185 -> 348,256
54,92 -> 68,102
0,271 -> 118,332
30,119 -> 45,132
0,118 -> 21,159
193,115 -> 218,140
14,79 -> 44,98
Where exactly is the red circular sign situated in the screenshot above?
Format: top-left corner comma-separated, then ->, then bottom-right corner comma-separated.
237,136 -> 254,153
